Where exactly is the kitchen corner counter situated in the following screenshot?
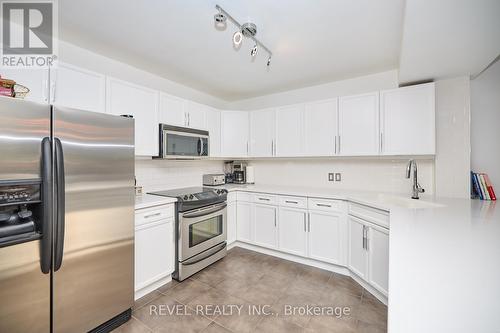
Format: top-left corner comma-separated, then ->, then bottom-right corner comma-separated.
135,193 -> 177,210
209,183 -> 500,332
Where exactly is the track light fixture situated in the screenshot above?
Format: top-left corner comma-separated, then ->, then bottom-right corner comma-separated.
214,4 -> 273,68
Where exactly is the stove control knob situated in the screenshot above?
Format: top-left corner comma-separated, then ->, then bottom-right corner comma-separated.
183,195 -> 188,200
189,194 -> 194,200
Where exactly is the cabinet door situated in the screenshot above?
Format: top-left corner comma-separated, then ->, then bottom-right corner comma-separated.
106,78 -> 159,156
250,108 -> 275,157
275,104 -> 304,156
278,207 -> 307,256
205,107 -> 221,157
51,63 -> 105,113
338,92 -> 379,155
227,201 -> 237,245
186,101 -> 207,129
159,93 -> 187,127
0,68 -> 48,104
304,99 -> 338,156
254,204 -> 278,249
380,83 -> 435,155
348,216 -> 368,279
221,111 -> 249,157
368,225 -> 389,296
135,219 -> 174,292
236,201 -> 253,243
308,211 -> 344,265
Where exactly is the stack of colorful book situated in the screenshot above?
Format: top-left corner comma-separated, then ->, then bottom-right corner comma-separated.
471,172 -> 496,200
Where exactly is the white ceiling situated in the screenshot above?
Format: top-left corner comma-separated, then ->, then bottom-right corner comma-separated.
59,0 -> 405,101
399,0 -> 500,83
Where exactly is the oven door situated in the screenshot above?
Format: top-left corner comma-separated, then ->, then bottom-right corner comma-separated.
179,202 -> 227,261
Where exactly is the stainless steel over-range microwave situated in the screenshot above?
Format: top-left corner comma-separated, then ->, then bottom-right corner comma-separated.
158,124 -> 209,158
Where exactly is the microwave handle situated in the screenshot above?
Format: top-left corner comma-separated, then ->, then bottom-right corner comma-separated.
197,137 -> 202,156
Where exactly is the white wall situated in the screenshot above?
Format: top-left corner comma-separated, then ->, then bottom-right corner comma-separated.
434,76 -> 471,198
227,70 -> 398,110
135,158 -> 224,193
58,41 -> 227,109
248,158 -> 434,196
471,59 -> 500,189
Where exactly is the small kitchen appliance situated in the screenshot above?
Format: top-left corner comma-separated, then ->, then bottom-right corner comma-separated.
233,161 -> 247,184
203,174 -> 226,186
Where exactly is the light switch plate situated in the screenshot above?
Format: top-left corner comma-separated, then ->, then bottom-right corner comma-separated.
335,173 -> 341,182
328,173 -> 334,182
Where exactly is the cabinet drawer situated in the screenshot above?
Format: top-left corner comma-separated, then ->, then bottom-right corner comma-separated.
279,195 -> 307,208
348,203 -> 389,228
135,205 -> 174,226
252,193 -> 278,205
237,191 -> 253,202
308,198 -> 342,212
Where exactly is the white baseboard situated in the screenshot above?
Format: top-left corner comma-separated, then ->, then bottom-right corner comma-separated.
228,241 -> 388,305
135,275 -> 172,300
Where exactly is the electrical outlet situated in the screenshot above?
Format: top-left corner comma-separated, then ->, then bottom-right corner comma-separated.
335,173 -> 342,182
328,173 -> 334,181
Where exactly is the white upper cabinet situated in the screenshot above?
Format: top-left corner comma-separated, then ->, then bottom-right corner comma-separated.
304,98 -> 338,156
250,108 -> 275,157
106,77 -> 159,156
0,68 -> 48,104
205,107 -> 221,157
275,104 -> 304,157
380,83 -> 435,155
221,111 -> 249,157
185,101 -> 207,129
159,93 -> 187,127
50,63 -> 105,113
338,92 -> 380,156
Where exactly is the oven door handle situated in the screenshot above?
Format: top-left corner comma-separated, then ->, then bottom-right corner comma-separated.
182,242 -> 227,266
181,203 -> 227,219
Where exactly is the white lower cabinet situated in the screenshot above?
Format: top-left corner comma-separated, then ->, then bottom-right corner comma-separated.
278,207 -> 308,256
368,225 -> 389,295
348,215 -> 389,296
227,193 -> 237,245
134,204 -> 175,299
236,201 -> 253,243
348,216 -> 369,279
254,204 -> 278,249
308,211 -> 345,265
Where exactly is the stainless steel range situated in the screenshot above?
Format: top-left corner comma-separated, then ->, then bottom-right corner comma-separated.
149,187 -> 228,281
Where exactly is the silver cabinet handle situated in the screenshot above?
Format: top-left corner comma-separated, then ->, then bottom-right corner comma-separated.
271,140 -> 274,156
303,217 -> 306,232
285,200 -> 298,204
334,135 -> 337,155
184,112 -> 188,126
316,203 -> 331,208
188,113 -> 191,127
307,213 -> 311,232
362,225 -> 366,250
338,135 -> 341,154
258,197 -> 270,201
144,212 -> 161,219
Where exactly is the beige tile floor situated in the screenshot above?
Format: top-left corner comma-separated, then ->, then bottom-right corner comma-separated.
114,247 -> 387,333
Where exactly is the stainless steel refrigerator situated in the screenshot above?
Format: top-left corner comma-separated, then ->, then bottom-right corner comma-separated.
0,97 -> 135,332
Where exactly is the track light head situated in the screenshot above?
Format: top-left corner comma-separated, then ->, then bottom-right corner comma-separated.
233,31 -> 243,46
267,56 -> 272,67
214,12 -> 226,23
250,44 -> 258,57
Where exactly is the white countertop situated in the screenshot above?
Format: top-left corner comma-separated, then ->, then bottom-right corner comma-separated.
210,183 -> 500,332
135,193 -> 177,210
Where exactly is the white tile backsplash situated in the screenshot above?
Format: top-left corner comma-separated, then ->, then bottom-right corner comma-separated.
136,157 -> 435,197
135,158 -> 224,192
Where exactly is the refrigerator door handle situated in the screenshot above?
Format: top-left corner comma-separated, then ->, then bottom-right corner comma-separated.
54,137 -> 65,272
40,137 -> 53,274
